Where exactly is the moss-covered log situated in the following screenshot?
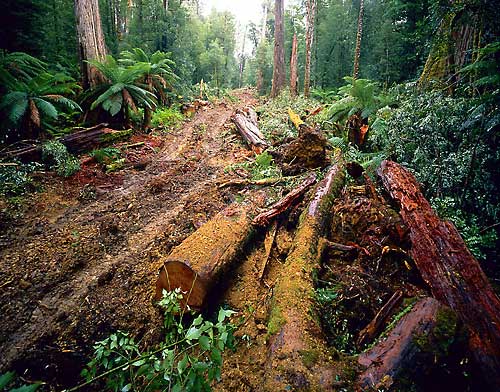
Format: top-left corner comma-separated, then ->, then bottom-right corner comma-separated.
358,297 -> 457,390
378,160 -> 500,388
264,153 -> 345,391
154,203 -> 257,310
1,124 -> 131,162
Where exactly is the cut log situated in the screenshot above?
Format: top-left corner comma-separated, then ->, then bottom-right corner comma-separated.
243,107 -> 259,128
1,124 -> 131,163
154,203 -> 258,310
357,290 -> 403,348
358,297 -> 457,390
231,109 -> 268,150
378,160 -> 500,387
252,173 -> 317,226
264,153 -> 345,391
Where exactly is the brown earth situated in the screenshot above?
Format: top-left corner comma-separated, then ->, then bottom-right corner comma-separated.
0,89 -> 274,389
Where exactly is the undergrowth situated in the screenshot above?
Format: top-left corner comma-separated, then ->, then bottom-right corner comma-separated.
75,289 -> 236,392
0,162 -> 42,196
257,89 -> 319,143
41,140 -> 80,177
225,151 -> 281,181
151,107 -> 184,131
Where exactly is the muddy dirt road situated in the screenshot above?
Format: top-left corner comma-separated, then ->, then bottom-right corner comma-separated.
0,89 -> 263,388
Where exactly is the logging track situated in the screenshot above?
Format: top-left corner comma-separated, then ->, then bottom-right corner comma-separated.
0,89 -> 262,387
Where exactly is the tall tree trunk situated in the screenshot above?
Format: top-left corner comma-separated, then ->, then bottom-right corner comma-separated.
270,0 -> 286,98
261,2 -> 269,42
74,0 -> 108,89
290,33 -> 298,96
304,0 -> 316,97
353,0 -> 364,80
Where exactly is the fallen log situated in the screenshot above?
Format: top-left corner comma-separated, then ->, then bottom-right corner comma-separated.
264,153 -> 345,391
231,108 -> 268,150
378,160 -> 500,387
358,297 -> 457,390
217,175 -> 298,189
357,290 -> 403,348
252,173 -> 317,226
154,203 -> 258,310
1,124 -> 132,162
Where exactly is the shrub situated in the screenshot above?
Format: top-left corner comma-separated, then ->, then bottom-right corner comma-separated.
151,107 -> 184,130
41,140 -> 80,177
80,289 -> 236,392
0,162 -> 42,196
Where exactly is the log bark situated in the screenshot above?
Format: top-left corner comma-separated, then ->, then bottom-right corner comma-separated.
1,124 -> 130,162
231,109 -> 268,149
252,173 -> 316,226
74,0 -> 108,89
155,204 -> 257,310
264,153 -> 345,391
357,290 -> 403,348
378,160 -> 500,388
358,297 -> 457,390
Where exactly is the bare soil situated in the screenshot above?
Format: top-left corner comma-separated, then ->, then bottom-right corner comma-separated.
0,89 -> 266,389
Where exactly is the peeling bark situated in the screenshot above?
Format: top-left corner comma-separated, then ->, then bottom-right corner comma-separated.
378,160 -> 500,388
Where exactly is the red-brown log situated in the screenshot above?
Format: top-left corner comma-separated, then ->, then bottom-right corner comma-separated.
252,173 -> 316,226
358,297 -> 456,390
378,160 -> 500,387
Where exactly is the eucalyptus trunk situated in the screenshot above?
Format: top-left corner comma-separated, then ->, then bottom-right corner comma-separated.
270,0 -> 286,98
304,0 -> 316,97
353,0 -> 364,80
290,33 -> 298,96
74,0 -> 108,89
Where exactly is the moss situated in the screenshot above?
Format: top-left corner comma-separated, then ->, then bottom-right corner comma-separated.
299,349 -> 320,369
98,129 -> 133,144
414,306 -> 457,357
267,304 -> 285,336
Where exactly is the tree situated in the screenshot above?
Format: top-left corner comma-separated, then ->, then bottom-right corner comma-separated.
270,0 -> 286,97
304,0 -> 316,97
353,0 -> 364,79
290,33 -> 298,96
74,0 -> 108,89
86,56 -> 156,128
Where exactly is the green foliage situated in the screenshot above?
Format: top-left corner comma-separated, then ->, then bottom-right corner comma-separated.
41,140 -> 80,177
226,151 -> 281,181
119,48 -> 178,106
460,41 -> 500,98
90,147 -> 124,173
432,197 -> 498,261
315,284 -> 355,354
323,77 -> 392,123
85,55 -> 157,122
258,89 -> 319,142
151,107 -> 184,130
0,162 -> 42,196
0,371 -> 41,392
0,58 -> 81,141
81,289 -> 236,392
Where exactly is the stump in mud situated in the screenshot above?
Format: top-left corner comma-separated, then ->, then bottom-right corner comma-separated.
358,297 -> 457,390
278,125 -> 330,175
155,203 -> 257,310
378,160 -> 500,388
264,153 -> 345,391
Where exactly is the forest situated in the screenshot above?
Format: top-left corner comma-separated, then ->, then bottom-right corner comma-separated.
0,0 -> 499,391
